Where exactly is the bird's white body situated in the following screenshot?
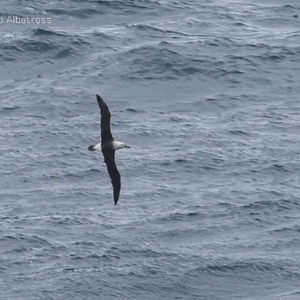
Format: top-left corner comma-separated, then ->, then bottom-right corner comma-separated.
93,143 -> 102,151
93,141 -> 127,151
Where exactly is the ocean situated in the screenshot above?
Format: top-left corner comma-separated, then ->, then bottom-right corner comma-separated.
1,1 -> 300,299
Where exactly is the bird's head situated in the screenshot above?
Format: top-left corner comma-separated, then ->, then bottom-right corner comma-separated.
121,143 -> 130,149
114,141 -> 130,150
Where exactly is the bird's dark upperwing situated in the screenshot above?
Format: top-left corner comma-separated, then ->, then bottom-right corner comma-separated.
96,94 -> 113,143
102,148 -> 121,205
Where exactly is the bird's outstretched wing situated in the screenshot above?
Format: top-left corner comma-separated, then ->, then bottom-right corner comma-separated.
102,148 -> 121,205
96,94 -> 113,143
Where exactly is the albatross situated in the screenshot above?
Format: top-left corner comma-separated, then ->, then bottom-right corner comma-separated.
88,94 -> 130,205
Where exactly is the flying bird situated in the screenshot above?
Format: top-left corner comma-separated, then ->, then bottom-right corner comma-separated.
88,94 -> 130,205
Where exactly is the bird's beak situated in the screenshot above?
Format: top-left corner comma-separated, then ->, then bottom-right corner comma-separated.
124,145 -> 130,148
88,145 -> 96,151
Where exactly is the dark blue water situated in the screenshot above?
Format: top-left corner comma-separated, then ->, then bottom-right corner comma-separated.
1,1 -> 300,299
